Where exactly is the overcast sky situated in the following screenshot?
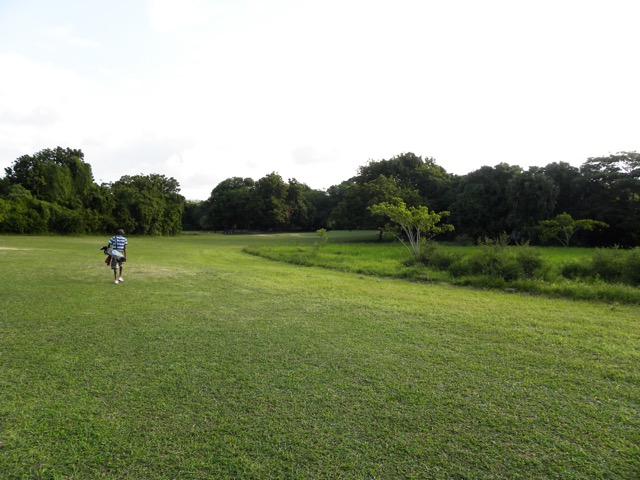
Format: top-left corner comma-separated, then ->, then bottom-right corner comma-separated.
1,0 -> 638,200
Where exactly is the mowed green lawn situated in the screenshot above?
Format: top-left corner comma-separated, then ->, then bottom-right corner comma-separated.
1,233 -> 638,479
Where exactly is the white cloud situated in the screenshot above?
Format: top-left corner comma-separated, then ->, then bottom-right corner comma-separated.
47,24 -> 101,47
1,0 -> 639,200
146,0 -> 213,32
0,53 -> 91,158
291,145 -> 341,166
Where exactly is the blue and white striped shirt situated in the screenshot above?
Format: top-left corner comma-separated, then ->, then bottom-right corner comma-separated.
109,235 -> 128,251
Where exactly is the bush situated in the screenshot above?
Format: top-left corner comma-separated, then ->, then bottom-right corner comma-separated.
459,274 -> 507,289
591,248 -> 625,283
449,256 -> 472,278
449,245 -> 543,282
416,243 -> 461,270
468,246 -> 519,281
623,247 -> 640,285
514,245 -> 544,278
560,261 -> 592,280
561,247 -> 640,286
430,250 -> 461,270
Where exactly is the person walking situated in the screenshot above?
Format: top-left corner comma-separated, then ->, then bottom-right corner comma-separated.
108,228 -> 128,284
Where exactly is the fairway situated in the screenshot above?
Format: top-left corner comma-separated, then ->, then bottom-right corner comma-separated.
1,233 -> 638,479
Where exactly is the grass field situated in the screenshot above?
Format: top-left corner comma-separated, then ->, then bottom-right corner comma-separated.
246,234 -> 640,304
1,232 -> 639,479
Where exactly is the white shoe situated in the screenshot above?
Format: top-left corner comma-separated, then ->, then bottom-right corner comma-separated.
114,280 -> 119,284
118,277 -> 124,282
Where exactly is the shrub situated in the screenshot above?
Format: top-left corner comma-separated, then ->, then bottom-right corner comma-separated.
623,247 -> 640,285
561,248 -> 640,286
430,250 -> 461,270
591,248 -> 625,283
449,244 -> 544,282
560,261 -> 592,280
465,274 -> 507,289
477,232 -> 511,247
449,256 -> 472,278
416,243 -> 461,270
472,246 -> 521,280
312,228 -> 329,256
514,245 -> 544,278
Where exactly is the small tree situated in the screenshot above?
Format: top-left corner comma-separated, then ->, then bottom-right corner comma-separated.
312,228 -> 329,255
538,212 -> 608,247
370,198 -> 454,256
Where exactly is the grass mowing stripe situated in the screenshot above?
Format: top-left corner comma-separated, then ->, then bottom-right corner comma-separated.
0,234 -> 639,478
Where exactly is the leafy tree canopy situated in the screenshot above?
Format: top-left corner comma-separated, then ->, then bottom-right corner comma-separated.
579,151 -> 640,245
538,213 -> 608,247
370,198 -> 454,256
4,147 -> 94,208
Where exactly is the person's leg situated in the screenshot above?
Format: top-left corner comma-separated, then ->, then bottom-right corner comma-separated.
112,259 -> 119,283
118,264 -> 124,282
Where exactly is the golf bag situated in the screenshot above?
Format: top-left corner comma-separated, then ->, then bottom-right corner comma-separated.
100,245 -> 126,266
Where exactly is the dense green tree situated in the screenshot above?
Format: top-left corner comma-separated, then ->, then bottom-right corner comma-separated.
538,213 -> 608,247
301,187 -> 333,230
202,175 -> 331,232
182,200 -> 207,230
507,167 -> 558,238
415,160 -> 454,213
327,181 -> 365,229
329,175 -> 421,230
202,177 -> 257,231
4,147 -> 94,208
370,198 -> 454,256
325,181 -> 351,229
543,161 -> 587,217
0,185 -> 93,233
85,183 -> 116,219
111,174 -> 184,235
0,176 -> 11,196
4,146 -> 640,244
254,172 -> 289,230
357,152 -> 426,186
285,178 -> 309,230
0,198 -> 9,226
356,152 -> 452,211
1,147 -> 188,235
1,147 -> 112,233
0,186 -> 47,233
0,175 -> 102,234
580,151 -> 640,245
448,163 -> 522,240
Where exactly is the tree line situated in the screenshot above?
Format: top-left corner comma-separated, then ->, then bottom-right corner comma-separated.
1,148 -> 639,246
189,151 -> 639,247
0,147 -> 183,235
